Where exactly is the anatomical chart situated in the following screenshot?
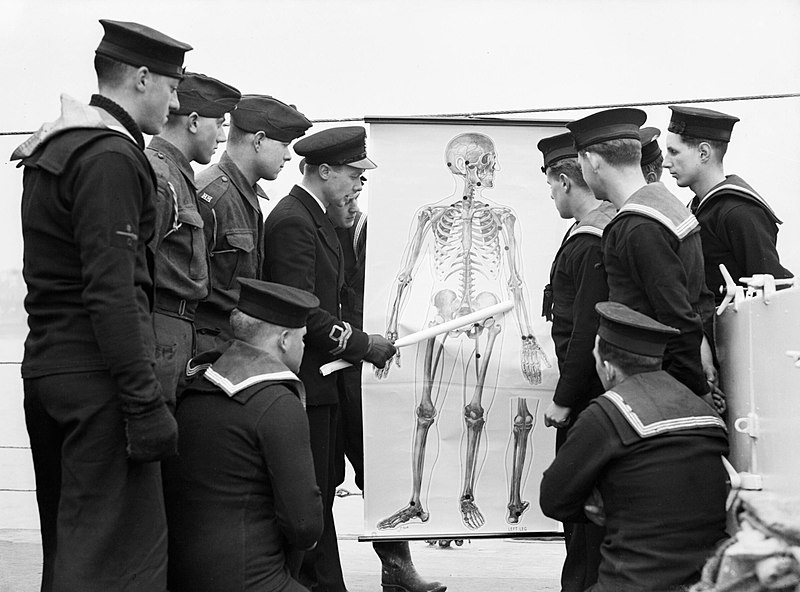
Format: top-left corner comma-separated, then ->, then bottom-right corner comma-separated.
361,119 -> 567,539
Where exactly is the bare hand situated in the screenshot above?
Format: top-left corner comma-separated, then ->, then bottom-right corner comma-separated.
583,488 -> 606,526
543,402 -> 571,429
703,383 -> 727,415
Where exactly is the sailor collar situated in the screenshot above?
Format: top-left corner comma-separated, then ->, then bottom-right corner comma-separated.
616,182 -> 699,240
697,174 -> 781,224
568,200 -> 617,240
189,340 -> 303,404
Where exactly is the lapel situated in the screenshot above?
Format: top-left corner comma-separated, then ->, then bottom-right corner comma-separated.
289,186 -> 343,269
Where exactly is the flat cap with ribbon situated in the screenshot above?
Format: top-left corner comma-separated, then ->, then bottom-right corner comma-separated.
596,301 -> 680,357
668,106 -> 740,143
639,126 -> 662,166
96,19 -> 192,78
237,278 -> 319,328
567,108 -> 647,151
537,131 -> 577,173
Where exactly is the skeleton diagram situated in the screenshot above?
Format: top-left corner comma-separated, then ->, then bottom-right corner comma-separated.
375,132 -> 549,530
505,397 -> 537,524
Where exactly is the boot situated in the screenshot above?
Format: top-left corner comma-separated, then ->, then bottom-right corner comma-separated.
373,540 -> 447,592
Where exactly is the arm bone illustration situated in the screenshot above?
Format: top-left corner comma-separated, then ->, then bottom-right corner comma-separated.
498,208 -> 550,384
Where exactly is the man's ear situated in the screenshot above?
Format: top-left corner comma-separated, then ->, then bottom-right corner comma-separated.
318,163 -> 333,180
278,329 -> 290,353
645,170 -> 658,184
698,142 -> 712,164
133,66 -> 151,94
559,172 -> 571,192
603,360 -> 616,384
252,130 -> 266,152
187,112 -> 199,133
583,150 -> 603,174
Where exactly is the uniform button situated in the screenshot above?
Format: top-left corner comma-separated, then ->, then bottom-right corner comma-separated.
221,176 -> 228,182
158,152 -> 165,159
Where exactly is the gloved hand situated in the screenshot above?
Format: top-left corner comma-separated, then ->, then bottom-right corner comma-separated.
363,334 -> 397,369
124,402 -> 178,463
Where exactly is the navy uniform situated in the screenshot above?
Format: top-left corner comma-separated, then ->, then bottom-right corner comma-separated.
165,280 -> 324,592
567,109 -> 715,397
668,106 -> 793,301
539,133 -> 613,436
263,127 -> 395,592
13,20 -> 190,591
195,95 -> 312,350
333,212 -> 446,592
541,302 -> 729,591
539,133 -> 611,592
146,73 -> 240,410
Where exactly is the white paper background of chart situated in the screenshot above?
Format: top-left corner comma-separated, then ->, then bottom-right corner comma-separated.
361,120 -> 567,539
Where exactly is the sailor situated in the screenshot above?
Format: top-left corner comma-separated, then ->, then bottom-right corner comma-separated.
567,108 -> 719,410
165,279 -> 324,591
541,301 -> 729,591
14,19 -> 191,590
664,105 -> 793,300
538,131 -> 614,592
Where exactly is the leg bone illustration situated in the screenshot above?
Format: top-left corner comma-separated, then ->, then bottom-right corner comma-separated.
507,397 -> 535,524
377,329 -> 447,529
459,319 -> 501,530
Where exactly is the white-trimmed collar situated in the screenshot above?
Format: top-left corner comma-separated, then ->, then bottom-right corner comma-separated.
300,181 -> 327,214
205,367 -> 300,397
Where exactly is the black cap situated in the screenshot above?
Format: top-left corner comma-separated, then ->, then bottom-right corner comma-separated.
231,95 -> 312,142
567,108 -> 647,151
668,106 -> 740,142
294,126 -> 377,170
237,279 -> 319,328
537,132 -> 577,173
595,301 -> 680,357
639,126 -> 662,166
174,72 -> 241,118
96,20 -> 192,78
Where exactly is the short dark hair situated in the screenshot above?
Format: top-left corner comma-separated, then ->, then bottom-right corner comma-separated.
641,155 -> 664,182
547,157 -> 589,190
94,54 -> 134,87
597,336 -> 662,375
584,138 -> 642,168
227,123 -> 252,145
678,135 -> 728,161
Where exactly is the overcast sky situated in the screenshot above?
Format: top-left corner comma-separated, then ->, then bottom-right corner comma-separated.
3,0 -> 799,127
2,0 -> 800,271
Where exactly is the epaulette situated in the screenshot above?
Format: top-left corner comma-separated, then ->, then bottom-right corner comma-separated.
197,175 -> 230,207
145,148 -> 170,184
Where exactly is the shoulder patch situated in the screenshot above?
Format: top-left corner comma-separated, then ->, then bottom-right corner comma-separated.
197,175 -> 229,207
